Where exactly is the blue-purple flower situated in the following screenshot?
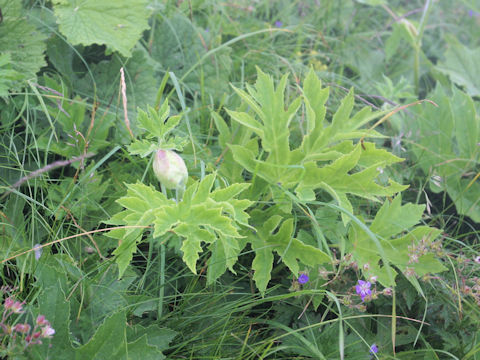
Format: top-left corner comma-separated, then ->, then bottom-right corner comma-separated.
369,343 -> 378,354
355,280 -> 372,301
274,21 -> 283,28
298,274 -> 309,284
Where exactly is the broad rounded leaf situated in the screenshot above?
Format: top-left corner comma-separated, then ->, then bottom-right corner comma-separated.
52,0 -> 150,57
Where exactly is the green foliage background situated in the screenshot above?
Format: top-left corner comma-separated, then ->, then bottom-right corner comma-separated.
0,0 -> 479,359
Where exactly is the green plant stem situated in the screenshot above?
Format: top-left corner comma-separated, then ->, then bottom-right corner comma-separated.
392,289 -> 396,355
157,183 -> 168,319
414,47 -> 420,96
158,243 -> 165,319
414,0 -> 434,95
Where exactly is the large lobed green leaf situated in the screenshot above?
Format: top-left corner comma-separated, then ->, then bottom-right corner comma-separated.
106,174 -> 252,280
436,39 -> 480,97
215,68 -> 445,294
407,85 -> 480,222
348,196 -> 447,287
248,211 -> 330,294
0,0 -> 47,90
33,259 -> 175,359
226,68 -> 406,225
52,0 -> 150,57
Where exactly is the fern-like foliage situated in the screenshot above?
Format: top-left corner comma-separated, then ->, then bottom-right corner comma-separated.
128,100 -> 187,157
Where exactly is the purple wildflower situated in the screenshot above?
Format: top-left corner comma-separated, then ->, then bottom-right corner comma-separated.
298,274 -> 309,284
355,280 -> 371,301
274,21 -> 283,28
468,9 -> 480,17
369,343 -> 378,354
33,244 -> 42,260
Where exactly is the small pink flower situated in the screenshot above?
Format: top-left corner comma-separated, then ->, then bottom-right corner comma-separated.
3,297 -> 14,308
36,315 -> 49,326
14,323 -> 31,334
474,256 -> 480,264
41,325 -> 55,338
4,297 -> 23,313
383,287 -> 393,296
408,253 -> 419,264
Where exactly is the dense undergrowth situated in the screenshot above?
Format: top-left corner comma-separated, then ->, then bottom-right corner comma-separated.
1,0 -> 480,359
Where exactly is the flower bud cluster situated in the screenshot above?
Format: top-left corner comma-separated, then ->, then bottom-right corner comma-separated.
407,236 -> 444,266
458,256 -> 480,307
0,295 -> 55,355
299,253 -> 394,308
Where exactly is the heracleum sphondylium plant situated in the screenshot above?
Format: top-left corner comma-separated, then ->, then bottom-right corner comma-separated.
106,100 -> 254,282
108,68 -> 446,295
214,67 -> 446,292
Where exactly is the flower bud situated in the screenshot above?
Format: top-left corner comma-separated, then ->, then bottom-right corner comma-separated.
153,150 -> 188,190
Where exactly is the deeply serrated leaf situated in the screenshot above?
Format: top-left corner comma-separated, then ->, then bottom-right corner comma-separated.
177,224 -> 215,273
207,236 -> 242,284
188,205 -> 240,237
109,175 -> 250,277
370,195 -> 425,238
127,139 -> 159,157
249,215 -> 329,295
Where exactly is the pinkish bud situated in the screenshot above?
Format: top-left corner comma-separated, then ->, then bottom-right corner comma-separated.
11,301 -> 23,314
153,150 -> 188,190
4,297 -> 23,313
3,297 -> 14,308
14,323 -> 30,334
36,315 -> 48,326
383,287 -> 393,296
